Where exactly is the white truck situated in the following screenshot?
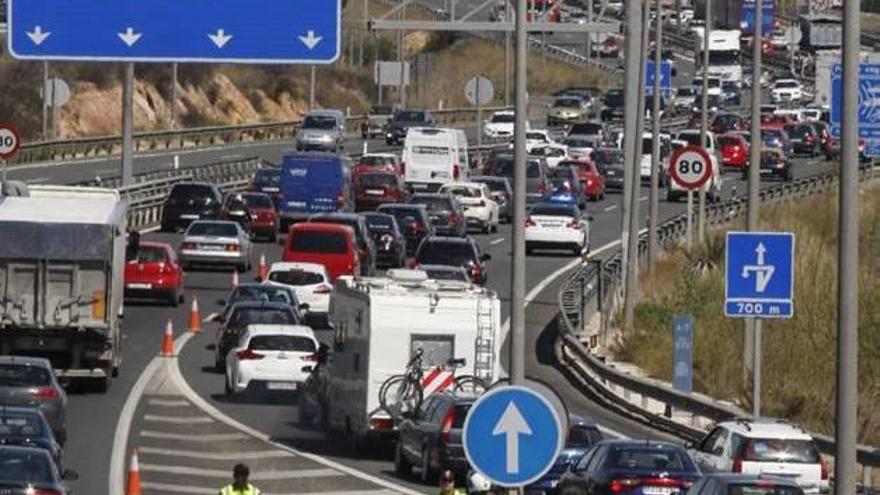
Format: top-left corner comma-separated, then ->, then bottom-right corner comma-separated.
694,28 -> 743,87
402,127 -> 470,193
0,185 -> 126,391
300,270 -> 503,449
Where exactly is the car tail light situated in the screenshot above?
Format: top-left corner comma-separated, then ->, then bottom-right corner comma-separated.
410,261 -> 420,269
525,217 -> 536,227
821,457 -> 829,480
733,457 -> 743,473
441,407 -> 456,444
453,165 -> 461,180
408,222 -> 422,234
609,478 -> 640,493
399,162 -> 406,176
31,387 -> 60,399
370,417 -> 394,431
313,284 -> 332,294
537,180 -> 546,194
236,348 -> 265,361
566,220 -> 581,230
181,242 -> 197,250
156,262 -> 166,275
469,262 -> 482,283
225,244 -> 241,252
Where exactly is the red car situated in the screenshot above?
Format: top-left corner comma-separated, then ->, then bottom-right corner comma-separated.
124,241 -> 184,306
282,222 -> 360,281
718,133 -> 750,169
221,192 -> 278,242
354,171 -> 409,211
573,160 -> 606,201
352,153 -> 401,181
760,113 -> 793,130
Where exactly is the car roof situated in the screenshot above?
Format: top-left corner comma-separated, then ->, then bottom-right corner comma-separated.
596,439 -> 686,449
229,300 -> 294,311
719,419 -> 814,440
309,213 -> 362,222
268,262 -> 328,274
188,220 -> 239,228
471,175 -> 509,184
291,222 -> 356,235
411,193 -> 449,199
244,324 -> 316,338
0,356 -> 52,368
422,236 -> 474,245
362,212 -> 396,221
441,182 -> 484,189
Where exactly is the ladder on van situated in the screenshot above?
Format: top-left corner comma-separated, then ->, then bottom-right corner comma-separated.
474,296 -> 495,383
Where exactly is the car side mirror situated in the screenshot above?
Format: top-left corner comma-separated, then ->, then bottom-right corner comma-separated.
480,253 -> 492,262
62,469 -> 79,481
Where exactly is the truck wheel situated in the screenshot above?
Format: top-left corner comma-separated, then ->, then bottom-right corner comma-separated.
395,442 -> 413,477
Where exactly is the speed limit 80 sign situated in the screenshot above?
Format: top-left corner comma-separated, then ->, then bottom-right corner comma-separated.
0,124 -> 21,160
668,145 -> 713,190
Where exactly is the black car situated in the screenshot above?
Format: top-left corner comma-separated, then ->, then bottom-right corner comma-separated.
556,440 -> 701,495
376,204 -> 435,255
590,148 -> 625,191
745,148 -> 793,182
394,391 -> 476,482
689,473 -> 805,495
385,109 -> 435,145
414,236 -> 490,285
784,123 -> 821,157
361,212 -> 407,269
160,182 -> 223,232
600,89 -> 625,121
711,112 -> 745,134
216,282 -> 305,321
0,407 -> 62,467
307,213 -> 377,276
0,445 -> 76,494
248,168 -> 282,207
213,301 -> 302,370
409,193 -> 467,238
471,176 -> 512,222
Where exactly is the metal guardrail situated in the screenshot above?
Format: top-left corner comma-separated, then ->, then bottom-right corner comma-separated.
9,106 -> 508,167
554,168 -> 880,481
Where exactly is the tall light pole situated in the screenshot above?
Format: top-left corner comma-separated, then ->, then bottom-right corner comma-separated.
697,0 -> 711,243
510,0 -> 528,385
648,0 -> 663,273
834,0 -> 859,488
121,63 -> 135,187
746,0 -> 763,418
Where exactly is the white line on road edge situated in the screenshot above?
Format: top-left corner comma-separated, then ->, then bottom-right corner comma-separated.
108,333 -> 194,495
166,345 -> 427,495
491,237 -> 506,245
142,481 -> 400,495
139,446 -> 294,461
143,414 -> 214,424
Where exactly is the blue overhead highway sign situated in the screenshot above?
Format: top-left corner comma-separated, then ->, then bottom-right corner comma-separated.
741,0 -> 775,35
725,232 -> 795,318
646,60 -> 673,97
463,386 -> 563,487
7,0 -> 341,63
831,63 -> 880,139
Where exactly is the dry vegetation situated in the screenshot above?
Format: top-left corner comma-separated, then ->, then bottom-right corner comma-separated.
618,184 -> 880,445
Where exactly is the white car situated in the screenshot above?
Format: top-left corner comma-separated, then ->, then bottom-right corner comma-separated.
264,262 -> 332,316
483,110 -> 524,139
690,419 -> 829,494
526,129 -> 557,152
439,182 -> 500,234
771,79 -> 804,104
530,144 -> 569,169
525,202 -> 590,256
225,324 -> 320,395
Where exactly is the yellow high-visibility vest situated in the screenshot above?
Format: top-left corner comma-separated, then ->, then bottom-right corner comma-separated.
219,483 -> 261,495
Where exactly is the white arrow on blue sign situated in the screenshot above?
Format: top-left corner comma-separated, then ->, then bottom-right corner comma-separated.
463,386 -> 564,487
7,0 -> 341,64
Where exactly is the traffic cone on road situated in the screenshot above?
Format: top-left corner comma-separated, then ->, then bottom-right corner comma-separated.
231,270 -> 239,289
188,296 -> 201,334
161,319 -> 174,357
257,254 -> 268,281
126,448 -> 142,495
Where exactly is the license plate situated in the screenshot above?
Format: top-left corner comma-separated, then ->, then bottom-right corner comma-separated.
267,382 -> 297,391
366,189 -> 385,195
127,283 -> 152,290
412,183 -> 428,190
288,201 -> 307,208
607,171 -> 617,176
641,487 -> 678,495
180,214 -> 199,219
200,244 -> 223,251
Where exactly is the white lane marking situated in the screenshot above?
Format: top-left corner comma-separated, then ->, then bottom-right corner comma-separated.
167,352 -> 428,495
139,464 -> 342,479
26,177 -> 51,184
140,431 -> 249,442
108,333 -> 195,495
491,237 -> 506,245
147,398 -> 191,407
220,154 -> 243,160
604,205 -> 617,212
142,482 -> 400,495
143,414 -> 214,424
139,446 -> 294,461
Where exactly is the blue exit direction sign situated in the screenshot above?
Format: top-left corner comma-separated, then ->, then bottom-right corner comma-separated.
7,0 -> 341,64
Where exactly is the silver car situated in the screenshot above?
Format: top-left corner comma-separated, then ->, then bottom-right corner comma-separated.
179,220 -> 253,272
0,356 -> 67,444
295,110 -> 346,152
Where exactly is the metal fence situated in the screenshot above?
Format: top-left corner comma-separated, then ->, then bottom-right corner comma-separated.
554,168 -> 880,485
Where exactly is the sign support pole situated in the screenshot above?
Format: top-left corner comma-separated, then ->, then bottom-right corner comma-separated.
698,0 -> 711,244
510,0 -> 527,386
686,190 -> 693,250
41,61 -> 49,140
171,62 -> 179,130
753,319 -> 762,417
309,66 -> 316,111
648,0 -> 663,273
121,62 -> 134,187
476,76 -> 483,149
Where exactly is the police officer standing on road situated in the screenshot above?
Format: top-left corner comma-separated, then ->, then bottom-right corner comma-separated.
219,463 -> 261,495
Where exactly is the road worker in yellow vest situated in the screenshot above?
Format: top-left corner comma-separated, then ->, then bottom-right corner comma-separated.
219,463 -> 261,495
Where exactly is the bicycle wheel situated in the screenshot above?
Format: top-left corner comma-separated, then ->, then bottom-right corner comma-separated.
387,376 -> 423,417
379,375 -> 406,413
453,375 -> 487,395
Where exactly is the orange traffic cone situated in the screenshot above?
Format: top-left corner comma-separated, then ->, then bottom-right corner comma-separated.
257,254 -> 268,281
126,448 -> 142,495
188,296 -> 201,334
161,319 -> 174,357
231,270 -> 239,288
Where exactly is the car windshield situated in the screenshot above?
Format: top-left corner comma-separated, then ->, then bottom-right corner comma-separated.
775,80 -> 799,89
230,286 -> 293,305
567,425 -> 602,448
417,242 -> 477,265
187,222 -> 238,238
253,169 -> 281,187
740,438 -> 820,463
604,91 -> 624,107
394,111 -> 427,123
607,446 -> 696,471
727,484 -> 804,495
267,269 -> 324,286
715,115 -> 740,125
379,207 -> 423,228
592,149 -> 623,165
550,168 -> 575,182
230,308 -> 296,327
554,98 -> 582,108
443,186 -> 481,198
248,335 -> 316,353
0,414 -> 44,438
135,246 -> 168,264
358,174 -> 397,188
0,451 -> 53,484
530,204 -> 577,217
412,196 -> 452,211
228,194 -> 272,208
527,132 -> 549,142
302,115 -> 337,129
168,184 -> 213,201
0,365 -> 51,387
565,138 -> 592,148
360,155 -> 397,167
491,113 -> 515,123
290,231 -> 349,254
677,133 -> 702,146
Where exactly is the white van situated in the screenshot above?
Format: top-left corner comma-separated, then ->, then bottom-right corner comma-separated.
667,129 -> 723,202
402,127 -> 469,192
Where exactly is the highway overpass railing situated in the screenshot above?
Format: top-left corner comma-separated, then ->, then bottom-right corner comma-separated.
555,169 -> 880,487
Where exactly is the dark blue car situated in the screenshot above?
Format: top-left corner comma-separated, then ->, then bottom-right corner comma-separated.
526,416 -> 603,495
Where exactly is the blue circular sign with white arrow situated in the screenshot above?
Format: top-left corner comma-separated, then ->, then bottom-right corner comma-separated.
462,386 -> 564,487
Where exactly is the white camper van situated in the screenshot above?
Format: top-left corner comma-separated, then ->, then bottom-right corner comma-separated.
300,270 -> 503,448
403,127 -> 470,192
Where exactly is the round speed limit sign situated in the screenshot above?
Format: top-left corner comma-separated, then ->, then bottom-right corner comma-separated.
0,124 -> 21,160
668,145 -> 713,190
